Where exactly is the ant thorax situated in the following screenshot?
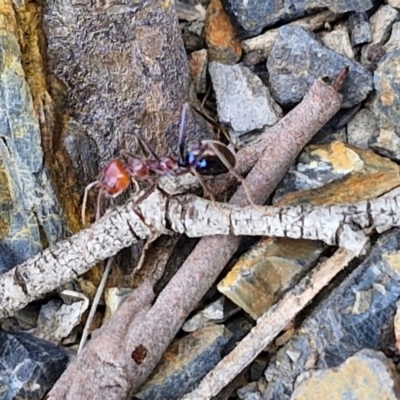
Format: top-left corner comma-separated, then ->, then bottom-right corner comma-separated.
126,158 -> 151,180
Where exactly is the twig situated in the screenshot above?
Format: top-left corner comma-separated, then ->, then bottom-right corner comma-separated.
181,248 -> 356,400
4,187 -> 399,321
78,257 -> 114,354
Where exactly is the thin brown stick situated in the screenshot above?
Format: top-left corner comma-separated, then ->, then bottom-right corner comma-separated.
181,248 -> 356,400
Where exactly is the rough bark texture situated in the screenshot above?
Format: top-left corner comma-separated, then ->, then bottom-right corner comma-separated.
3,186 -> 398,321
45,76 -> 345,399
42,0 -> 191,227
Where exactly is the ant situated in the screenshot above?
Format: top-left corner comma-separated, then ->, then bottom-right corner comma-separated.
81,103 -> 239,225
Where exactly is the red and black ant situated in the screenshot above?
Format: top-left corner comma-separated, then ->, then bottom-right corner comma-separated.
81,103 -> 238,225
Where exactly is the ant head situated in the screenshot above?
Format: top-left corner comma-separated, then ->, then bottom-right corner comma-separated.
187,141 -> 236,176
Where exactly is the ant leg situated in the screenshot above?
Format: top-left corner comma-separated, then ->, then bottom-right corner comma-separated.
191,169 -> 229,218
133,132 -> 161,161
132,180 -> 157,208
95,189 -> 104,222
204,141 -> 266,213
82,180 -> 100,226
131,177 -> 140,194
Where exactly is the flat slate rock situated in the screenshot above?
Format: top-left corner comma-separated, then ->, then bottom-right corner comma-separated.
267,25 -> 373,108
224,0 -> 373,35
0,331 -> 68,400
135,325 -> 231,400
262,228 -> 400,400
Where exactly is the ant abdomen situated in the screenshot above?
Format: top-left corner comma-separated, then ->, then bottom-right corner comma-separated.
101,159 -> 131,197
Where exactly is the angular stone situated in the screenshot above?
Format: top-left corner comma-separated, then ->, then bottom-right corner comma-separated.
291,349 -> 400,400
347,108 -> 378,148
372,50 -> 400,142
32,298 -> 88,345
348,12 -> 372,45
209,62 -> 282,137
370,5 -> 399,44
360,42 -> 387,70
267,26 -> 373,108
384,21 -> 400,52
204,0 -> 241,64
388,0 -> 400,9
189,49 -> 208,94
237,382 -> 265,400
0,331 -> 68,400
183,297 -> 237,332
242,10 -> 339,65
322,23 -> 354,59
369,128 -> 400,161
134,325 -> 231,400
218,238 -> 324,319
224,0 -> 373,35
182,21 -> 205,52
176,1 -> 206,22
262,229 -> 400,400
274,141 -> 400,206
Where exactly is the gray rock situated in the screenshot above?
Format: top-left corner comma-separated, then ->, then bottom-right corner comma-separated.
224,0 -> 373,35
267,26 -> 373,108
237,382 -> 265,400
384,21 -> 400,52
209,62 -> 282,138
347,108 -> 378,148
370,5 -> 400,44
388,0 -> 400,9
262,229 -> 400,400
369,128 -> 400,161
360,42 -> 387,70
321,23 -> 354,59
0,331 -> 68,400
183,297 -> 238,332
348,12 -> 372,45
373,50 -> 400,134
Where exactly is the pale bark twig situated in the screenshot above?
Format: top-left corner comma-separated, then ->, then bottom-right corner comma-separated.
181,248 -> 356,400
4,186 -> 398,321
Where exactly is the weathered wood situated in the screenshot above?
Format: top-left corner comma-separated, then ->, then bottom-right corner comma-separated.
2,186 -> 399,320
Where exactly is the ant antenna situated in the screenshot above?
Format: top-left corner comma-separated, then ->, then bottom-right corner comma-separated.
204,141 -> 263,210
178,103 -> 190,165
134,131 -> 161,161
